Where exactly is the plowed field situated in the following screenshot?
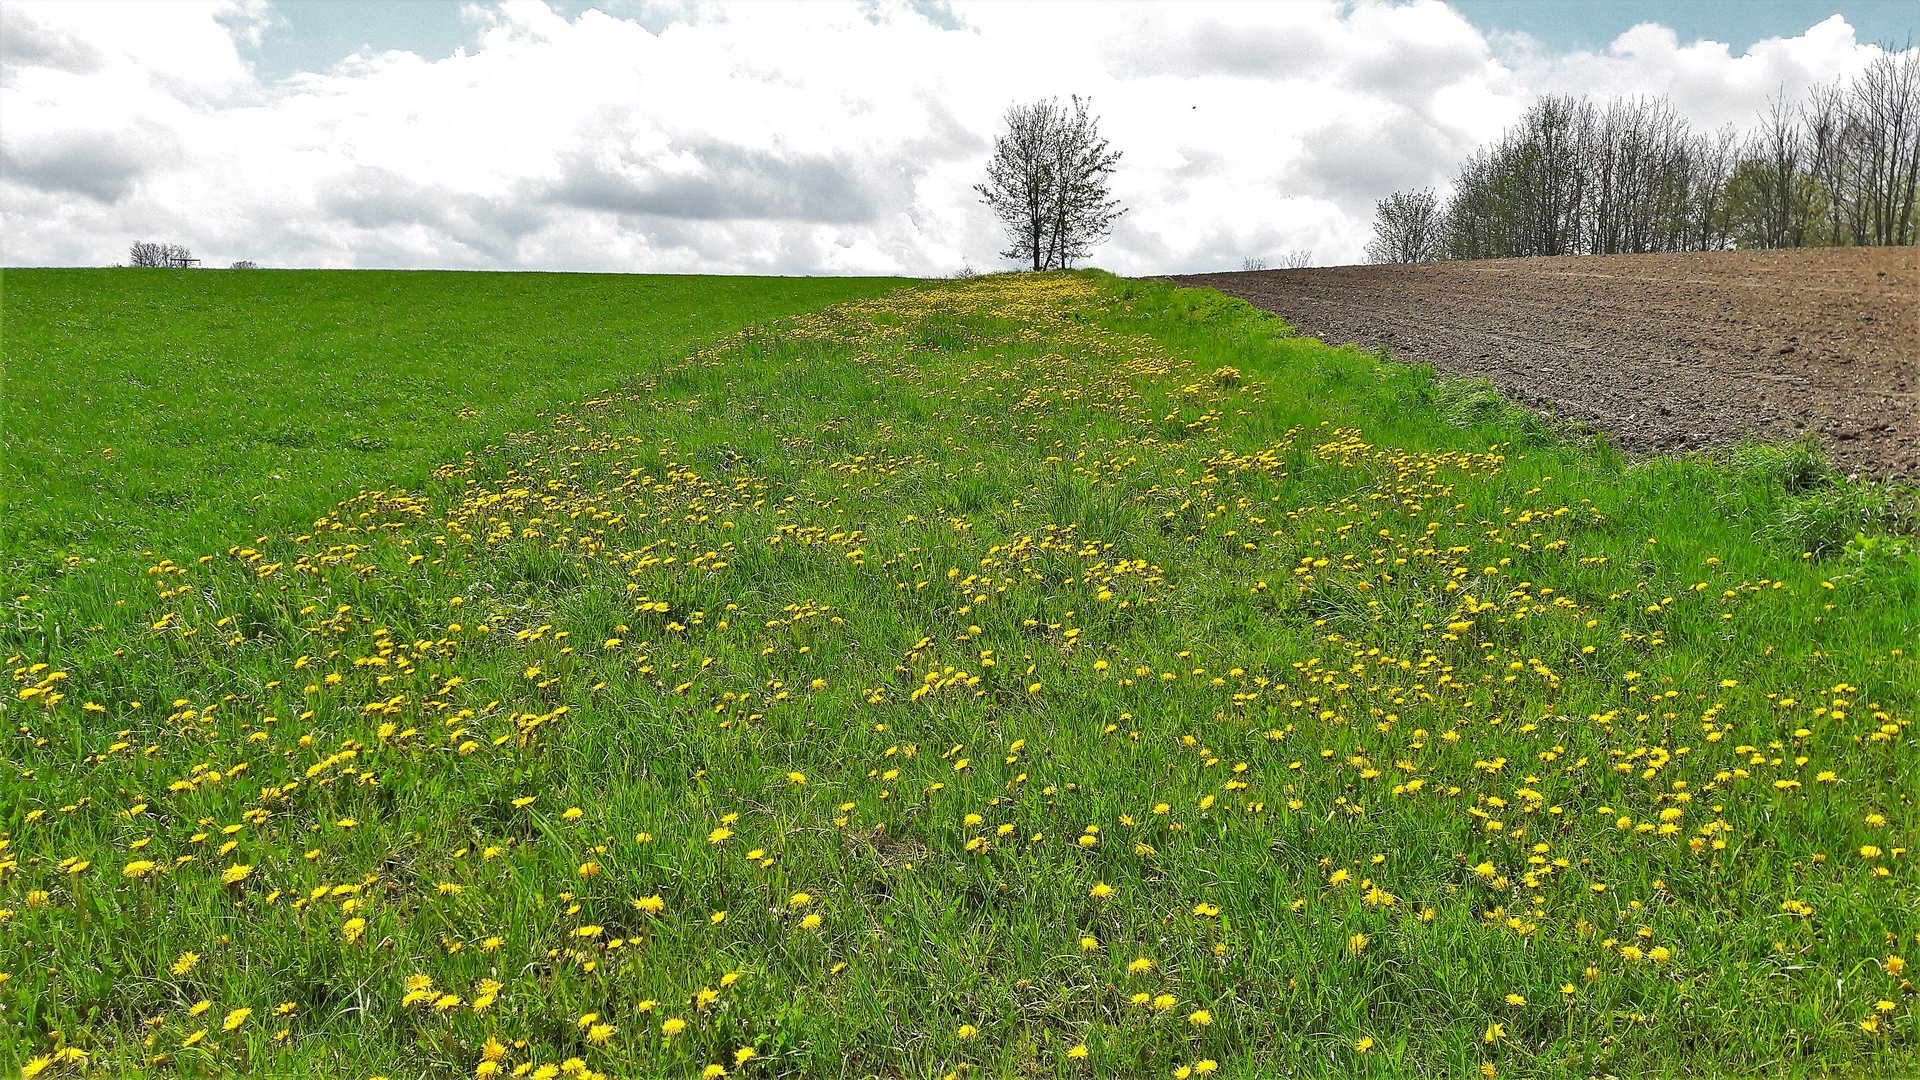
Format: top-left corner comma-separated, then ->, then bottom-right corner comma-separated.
1174,248 -> 1918,478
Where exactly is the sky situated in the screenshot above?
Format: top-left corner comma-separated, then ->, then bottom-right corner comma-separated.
2,1 -> 1914,275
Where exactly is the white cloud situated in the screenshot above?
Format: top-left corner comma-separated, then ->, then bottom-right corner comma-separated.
0,0 -> 1902,273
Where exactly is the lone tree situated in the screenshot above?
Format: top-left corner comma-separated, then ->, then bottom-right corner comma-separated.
976,96 -> 1125,270
1365,189 -> 1444,263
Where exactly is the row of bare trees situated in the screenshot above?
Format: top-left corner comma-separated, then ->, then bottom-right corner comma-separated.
126,241 -> 260,269
1368,48 -> 1920,262
128,241 -> 198,268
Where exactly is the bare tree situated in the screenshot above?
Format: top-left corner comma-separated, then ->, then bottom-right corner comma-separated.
1803,79 -> 1858,246
229,260 -> 260,270
1366,188 -> 1444,263
1510,95 -> 1594,256
1280,249 -> 1314,269
1728,94 -> 1812,248
1852,47 -> 1920,246
1241,257 -> 1268,271
977,96 -> 1125,271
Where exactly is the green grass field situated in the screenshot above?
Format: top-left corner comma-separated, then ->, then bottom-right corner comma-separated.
4,269 -> 1916,1079
2,269 -> 907,584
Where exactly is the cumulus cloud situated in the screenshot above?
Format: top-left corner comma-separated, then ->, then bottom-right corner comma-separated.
0,0 -> 1903,273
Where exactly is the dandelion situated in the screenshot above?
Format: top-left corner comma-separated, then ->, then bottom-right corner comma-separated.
1188,1009 -> 1212,1027
222,1006 -> 252,1031
171,951 -> 200,977
1067,1044 -> 1089,1060
1090,883 -> 1114,900
958,1023 -> 979,1040
663,1018 -> 687,1038
1347,933 -> 1368,955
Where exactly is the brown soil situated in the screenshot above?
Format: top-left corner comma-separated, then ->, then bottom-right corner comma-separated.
1172,248 -> 1918,479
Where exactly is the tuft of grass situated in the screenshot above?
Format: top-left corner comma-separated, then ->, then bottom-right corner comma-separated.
3,269 -> 1916,1080
1709,438 -> 1914,555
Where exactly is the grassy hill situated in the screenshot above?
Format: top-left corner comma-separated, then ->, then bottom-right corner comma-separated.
4,269 -> 1916,1078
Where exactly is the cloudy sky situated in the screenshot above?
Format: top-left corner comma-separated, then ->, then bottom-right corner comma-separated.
2,1 -> 1914,275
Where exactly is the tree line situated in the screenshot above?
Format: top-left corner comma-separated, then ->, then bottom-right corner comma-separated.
126,241 -> 258,269
1368,48 -> 1920,263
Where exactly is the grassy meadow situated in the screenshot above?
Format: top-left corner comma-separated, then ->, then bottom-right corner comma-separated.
2,269 -> 907,584
3,269 -> 1917,1079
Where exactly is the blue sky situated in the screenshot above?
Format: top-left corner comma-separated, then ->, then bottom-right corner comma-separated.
248,1 -> 1918,81
1451,1 -> 1914,52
